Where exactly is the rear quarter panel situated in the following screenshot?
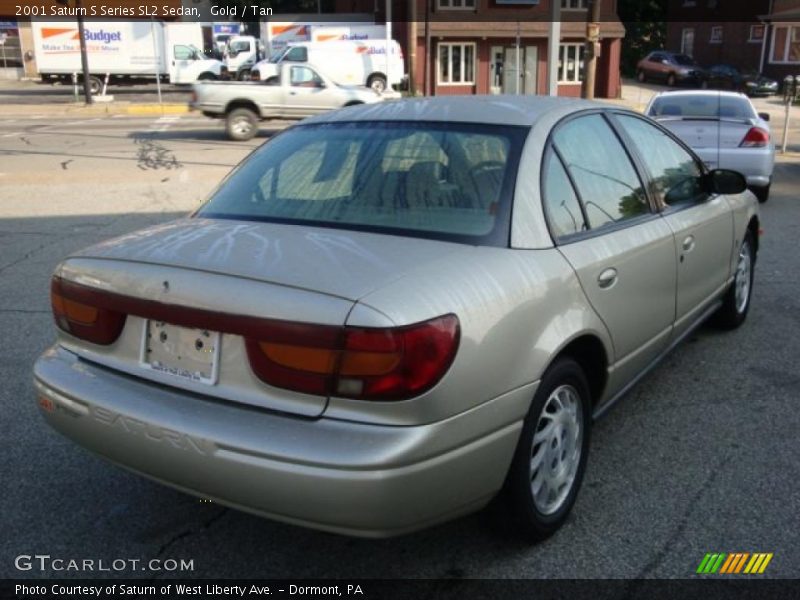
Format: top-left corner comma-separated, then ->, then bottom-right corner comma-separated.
328,247 -> 613,426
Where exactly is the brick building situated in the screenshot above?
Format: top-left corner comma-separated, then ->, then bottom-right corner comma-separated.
409,0 -> 625,98
666,0 -> 800,81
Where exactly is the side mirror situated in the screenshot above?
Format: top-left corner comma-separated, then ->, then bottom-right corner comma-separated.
706,169 -> 747,195
758,112 -> 770,122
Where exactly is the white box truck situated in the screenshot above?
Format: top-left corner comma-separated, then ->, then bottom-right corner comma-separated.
31,21 -> 226,93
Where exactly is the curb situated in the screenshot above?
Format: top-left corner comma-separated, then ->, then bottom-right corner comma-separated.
0,102 -> 189,117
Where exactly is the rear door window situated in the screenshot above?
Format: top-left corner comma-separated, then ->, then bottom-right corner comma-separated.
552,114 -> 650,230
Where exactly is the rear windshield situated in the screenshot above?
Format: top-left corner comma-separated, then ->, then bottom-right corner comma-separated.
672,54 -> 696,66
197,121 -> 526,246
648,94 -> 756,119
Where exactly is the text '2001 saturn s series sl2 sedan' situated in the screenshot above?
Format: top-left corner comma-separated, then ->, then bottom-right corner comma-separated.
34,96 -> 759,539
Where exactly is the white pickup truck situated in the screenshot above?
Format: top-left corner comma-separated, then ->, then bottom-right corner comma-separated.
190,62 -> 384,140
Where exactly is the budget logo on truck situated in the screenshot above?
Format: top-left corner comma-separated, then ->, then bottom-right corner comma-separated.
40,27 -> 121,53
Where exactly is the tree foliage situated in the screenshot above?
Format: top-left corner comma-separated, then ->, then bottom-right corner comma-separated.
617,0 -> 668,77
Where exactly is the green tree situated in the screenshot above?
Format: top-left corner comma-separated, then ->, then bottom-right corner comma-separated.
617,0 -> 668,77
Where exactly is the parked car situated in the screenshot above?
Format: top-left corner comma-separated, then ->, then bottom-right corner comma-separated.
704,64 -> 779,96
190,61 -> 383,140
35,97 -> 759,540
636,51 -> 706,87
645,90 -> 774,202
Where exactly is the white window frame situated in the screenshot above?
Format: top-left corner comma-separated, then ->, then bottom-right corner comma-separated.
561,0 -> 588,10
770,24 -> 800,64
681,27 -> 695,56
558,43 -> 584,84
437,42 -> 477,86
749,24 -> 765,43
709,26 -> 723,44
436,0 -> 476,10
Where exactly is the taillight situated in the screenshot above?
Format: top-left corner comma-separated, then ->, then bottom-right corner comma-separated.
51,277 -> 126,345
245,314 -> 460,401
740,127 -> 769,148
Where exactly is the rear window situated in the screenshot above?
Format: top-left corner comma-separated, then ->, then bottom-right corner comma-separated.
648,94 -> 756,119
672,54 -> 696,66
198,121 -> 527,246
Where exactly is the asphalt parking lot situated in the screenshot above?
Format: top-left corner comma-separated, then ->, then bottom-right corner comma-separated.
1,109 -> 799,580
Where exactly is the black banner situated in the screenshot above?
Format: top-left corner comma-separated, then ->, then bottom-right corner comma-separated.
3,579 -> 800,600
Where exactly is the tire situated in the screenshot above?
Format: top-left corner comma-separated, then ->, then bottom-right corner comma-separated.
226,108 -> 258,141
712,231 -> 755,330
504,357 -> 592,540
197,72 -> 217,82
753,184 -> 770,203
666,73 -> 677,87
367,74 -> 387,94
88,76 -> 103,95
237,69 -> 251,81
637,70 -> 646,83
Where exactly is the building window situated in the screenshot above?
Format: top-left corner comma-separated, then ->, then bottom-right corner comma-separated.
771,26 -> 800,64
749,24 -> 765,43
681,28 -> 695,57
558,44 -> 585,83
437,0 -> 476,9
438,43 -> 476,85
709,26 -> 723,44
561,0 -> 588,9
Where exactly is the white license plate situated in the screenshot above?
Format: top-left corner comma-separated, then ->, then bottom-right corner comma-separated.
140,320 -> 220,385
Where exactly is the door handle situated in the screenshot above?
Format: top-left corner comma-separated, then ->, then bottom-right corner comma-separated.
682,235 -> 696,252
597,268 -> 618,289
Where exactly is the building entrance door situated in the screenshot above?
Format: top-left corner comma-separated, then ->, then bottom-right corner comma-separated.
490,45 -> 538,95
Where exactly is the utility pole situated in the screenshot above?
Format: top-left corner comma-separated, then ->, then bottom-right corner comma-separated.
56,0 -> 91,103
408,0 -> 417,95
582,0 -> 602,100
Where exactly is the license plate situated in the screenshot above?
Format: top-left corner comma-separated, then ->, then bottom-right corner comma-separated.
140,320 -> 220,385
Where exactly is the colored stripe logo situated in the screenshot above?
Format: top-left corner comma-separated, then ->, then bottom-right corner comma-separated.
696,553 -> 773,574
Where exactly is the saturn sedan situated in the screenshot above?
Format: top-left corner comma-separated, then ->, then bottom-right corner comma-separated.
34,96 -> 759,539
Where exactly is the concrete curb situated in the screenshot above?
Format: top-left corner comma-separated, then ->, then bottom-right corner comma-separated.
0,102 -> 190,117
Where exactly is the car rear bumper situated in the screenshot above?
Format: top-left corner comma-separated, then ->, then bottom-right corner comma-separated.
695,147 -> 774,188
33,345 -> 529,538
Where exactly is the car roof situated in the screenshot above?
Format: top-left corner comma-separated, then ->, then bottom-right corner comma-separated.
654,90 -> 750,99
302,95 -> 618,127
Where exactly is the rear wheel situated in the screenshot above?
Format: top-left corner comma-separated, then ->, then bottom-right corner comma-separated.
226,108 -> 258,141
504,357 -> 591,540
753,184 -> 770,203
712,231 -> 755,329
637,70 -> 646,83
666,73 -> 677,87
87,75 -> 103,95
367,74 -> 387,94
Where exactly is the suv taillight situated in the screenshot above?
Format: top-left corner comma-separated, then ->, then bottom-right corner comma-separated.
51,277 -> 126,345
245,314 -> 460,401
740,127 -> 769,148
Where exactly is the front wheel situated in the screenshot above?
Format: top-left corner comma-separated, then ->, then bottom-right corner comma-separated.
504,357 -> 592,540
87,75 -> 103,95
712,231 -> 755,329
666,73 -> 677,87
226,108 -> 258,141
637,70 -> 646,83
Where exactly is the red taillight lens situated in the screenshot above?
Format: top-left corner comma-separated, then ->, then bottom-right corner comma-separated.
245,314 -> 460,401
740,127 -> 769,148
51,277 -> 126,345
